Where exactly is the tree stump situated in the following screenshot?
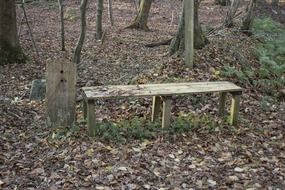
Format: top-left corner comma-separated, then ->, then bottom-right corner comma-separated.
46,60 -> 76,128
30,79 -> 46,100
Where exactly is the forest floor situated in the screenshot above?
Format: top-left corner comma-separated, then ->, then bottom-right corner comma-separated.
1,0 -> 285,189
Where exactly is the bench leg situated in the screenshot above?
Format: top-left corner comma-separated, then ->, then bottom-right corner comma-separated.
230,92 -> 241,126
87,100 -> 96,137
152,96 -> 162,122
83,99 -> 87,120
218,92 -> 227,116
162,97 -> 172,128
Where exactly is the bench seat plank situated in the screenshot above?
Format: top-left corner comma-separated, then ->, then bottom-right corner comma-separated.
82,81 -> 242,99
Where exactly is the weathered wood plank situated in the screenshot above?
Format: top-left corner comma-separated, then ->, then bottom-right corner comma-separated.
151,96 -> 162,122
82,81 -> 242,99
162,97 -> 172,128
230,92 -> 241,125
83,99 -> 87,120
218,92 -> 227,116
46,60 -> 76,128
87,100 -> 96,137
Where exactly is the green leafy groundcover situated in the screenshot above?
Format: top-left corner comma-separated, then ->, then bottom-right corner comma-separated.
221,17 -> 285,95
91,113 -> 221,143
253,18 -> 285,86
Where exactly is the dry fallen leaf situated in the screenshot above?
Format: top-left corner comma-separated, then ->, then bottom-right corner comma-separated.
30,168 -> 45,175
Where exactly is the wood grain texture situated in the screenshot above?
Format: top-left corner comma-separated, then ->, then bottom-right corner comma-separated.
87,100 -> 96,137
162,97 -> 172,128
218,92 -> 227,116
46,60 -> 76,128
230,93 -> 241,126
82,81 -> 242,99
151,96 -> 162,122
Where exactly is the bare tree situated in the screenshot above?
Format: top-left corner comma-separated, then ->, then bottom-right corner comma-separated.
169,0 -> 208,55
108,0 -> 114,26
126,0 -> 153,30
21,0 -> 39,58
224,0 -> 241,27
0,0 -> 25,63
73,0 -> 88,64
58,0 -> 65,51
96,0 -> 104,40
241,0 -> 256,35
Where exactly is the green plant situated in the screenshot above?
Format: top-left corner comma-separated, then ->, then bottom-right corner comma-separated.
221,18 -> 285,96
260,96 -> 277,111
220,65 -> 251,84
87,112 -> 224,143
253,18 -> 285,94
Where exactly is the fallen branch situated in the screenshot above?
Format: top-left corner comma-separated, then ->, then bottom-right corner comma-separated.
144,38 -> 172,48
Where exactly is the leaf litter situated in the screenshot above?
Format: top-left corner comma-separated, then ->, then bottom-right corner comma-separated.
0,0 -> 285,189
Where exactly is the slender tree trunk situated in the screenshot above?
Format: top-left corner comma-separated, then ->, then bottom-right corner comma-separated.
73,0 -> 88,64
21,0 -> 39,58
133,0 -> 139,12
96,0 -> 103,40
241,0 -> 256,35
224,0 -> 241,27
108,0 -> 114,26
0,0 -> 25,64
169,0 -> 208,55
126,0 -> 153,31
58,0 -> 65,51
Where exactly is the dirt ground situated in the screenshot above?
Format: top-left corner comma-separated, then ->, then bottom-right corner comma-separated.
0,0 -> 285,189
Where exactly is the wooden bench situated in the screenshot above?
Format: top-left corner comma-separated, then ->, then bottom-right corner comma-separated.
82,81 -> 242,136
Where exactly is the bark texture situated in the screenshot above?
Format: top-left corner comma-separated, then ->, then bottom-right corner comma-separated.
96,0 -> 104,40
108,0 -> 114,26
73,0 -> 88,64
241,0 -> 256,35
127,0 -> 152,30
58,0 -> 65,51
0,0 -> 25,64
224,0 -> 241,27
169,0 -> 208,55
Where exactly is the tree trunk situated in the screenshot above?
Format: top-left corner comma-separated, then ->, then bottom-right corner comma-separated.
58,0 -> 65,51
96,0 -> 103,40
73,0 -> 88,64
126,0 -> 152,31
241,0 -> 256,35
184,0 -> 194,68
108,0 -> 114,26
0,0 -> 25,64
169,0 -> 208,55
224,0 -> 241,27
